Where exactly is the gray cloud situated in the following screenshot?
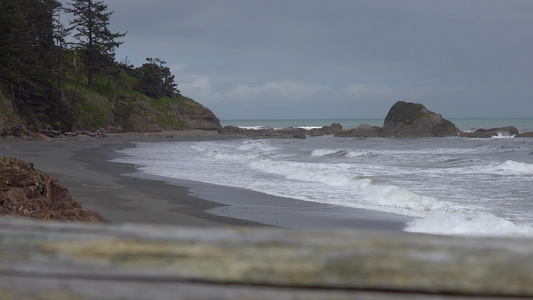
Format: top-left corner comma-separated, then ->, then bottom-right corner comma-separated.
63,0 -> 533,119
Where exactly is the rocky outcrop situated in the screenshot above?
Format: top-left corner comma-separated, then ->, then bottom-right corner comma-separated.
460,126 -> 519,138
517,132 -> 533,138
113,95 -> 222,133
0,92 -> 35,139
220,123 -> 345,139
382,101 -> 460,137
335,123 -> 383,137
219,126 -> 308,139
275,127 -> 309,137
332,102 -> 460,138
219,126 -> 273,137
180,106 -> 222,131
40,128 -> 107,139
0,121 -> 34,139
173,96 -> 222,131
0,157 -> 109,223
309,123 -> 343,136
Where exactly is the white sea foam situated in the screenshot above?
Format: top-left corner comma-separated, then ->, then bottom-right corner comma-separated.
490,160 -> 533,175
236,140 -> 278,153
311,149 -> 371,158
192,144 -> 253,161
346,150 -> 370,158
247,159 -> 465,217
238,126 -> 269,130
491,132 -> 516,139
311,149 -> 339,156
405,212 -> 533,236
403,160 -> 533,177
466,160 -> 533,176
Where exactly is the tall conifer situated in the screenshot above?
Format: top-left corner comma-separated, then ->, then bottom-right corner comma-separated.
65,0 -> 126,88
0,0 -> 62,127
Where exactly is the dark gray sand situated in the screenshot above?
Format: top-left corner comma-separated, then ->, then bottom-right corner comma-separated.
0,133 -> 413,230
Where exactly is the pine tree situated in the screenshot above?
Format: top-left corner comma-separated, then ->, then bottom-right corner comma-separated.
136,58 -> 180,99
0,0 -> 63,128
65,0 -> 126,88
52,4 -> 69,94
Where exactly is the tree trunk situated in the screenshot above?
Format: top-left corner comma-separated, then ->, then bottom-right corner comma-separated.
87,68 -> 93,89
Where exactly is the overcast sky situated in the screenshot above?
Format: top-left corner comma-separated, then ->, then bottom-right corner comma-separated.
63,0 -> 533,120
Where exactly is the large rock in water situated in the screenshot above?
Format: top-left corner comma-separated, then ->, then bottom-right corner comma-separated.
382,101 -> 460,137
460,126 -> 519,138
334,123 -> 383,137
309,123 -> 343,136
517,131 -> 533,138
0,157 -> 109,223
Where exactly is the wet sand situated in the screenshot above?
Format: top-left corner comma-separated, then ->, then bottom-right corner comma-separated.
0,132 -> 412,230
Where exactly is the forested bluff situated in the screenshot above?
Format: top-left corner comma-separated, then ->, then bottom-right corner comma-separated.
0,0 -> 221,140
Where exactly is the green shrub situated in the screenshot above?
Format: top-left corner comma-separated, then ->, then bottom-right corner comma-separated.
156,112 -> 187,129
64,85 -> 113,130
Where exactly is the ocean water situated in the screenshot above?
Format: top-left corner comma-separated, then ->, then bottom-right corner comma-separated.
114,119 -> 533,236
220,119 -> 384,130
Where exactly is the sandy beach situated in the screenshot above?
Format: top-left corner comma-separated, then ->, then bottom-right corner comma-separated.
0,132 -> 412,230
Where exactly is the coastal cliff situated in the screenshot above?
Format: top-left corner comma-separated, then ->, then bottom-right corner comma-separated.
0,78 -> 221,139
111,93 -> 221,133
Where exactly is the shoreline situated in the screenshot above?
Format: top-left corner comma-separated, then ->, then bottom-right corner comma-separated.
0,133 -> 412,230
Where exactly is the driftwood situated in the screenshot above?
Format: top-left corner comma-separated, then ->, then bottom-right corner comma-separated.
1,217 -> 533,299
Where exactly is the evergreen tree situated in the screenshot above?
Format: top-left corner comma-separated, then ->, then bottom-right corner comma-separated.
0,0 -> 63,128
65,0 -> 126,88
136,58 -> 180,99
52,5 -> 69,93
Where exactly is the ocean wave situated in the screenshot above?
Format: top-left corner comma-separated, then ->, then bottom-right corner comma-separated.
491,131 -> 516,139
190,140 -> 283,162
311,148 -> 371,158
311,149 -> 339,157
346,150 -> 370,158
489,160 -> 533,175
192,143 -> 257,162
238,126 -> 270,130
236,140 -> 278,152
248,159 -> 464,217
434,157 -> 479,166
414,160 -> 533,177
405,212 -> 533,236
496,145 -> 527,154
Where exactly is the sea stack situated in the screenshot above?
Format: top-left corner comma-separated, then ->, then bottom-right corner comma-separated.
382,101 -> 460,137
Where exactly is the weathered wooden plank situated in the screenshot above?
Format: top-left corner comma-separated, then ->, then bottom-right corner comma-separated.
1,217 -> 533,299
0,275 -> 523,300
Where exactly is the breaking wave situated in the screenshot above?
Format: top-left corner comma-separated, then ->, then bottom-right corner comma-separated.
405,212 -> 533,236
